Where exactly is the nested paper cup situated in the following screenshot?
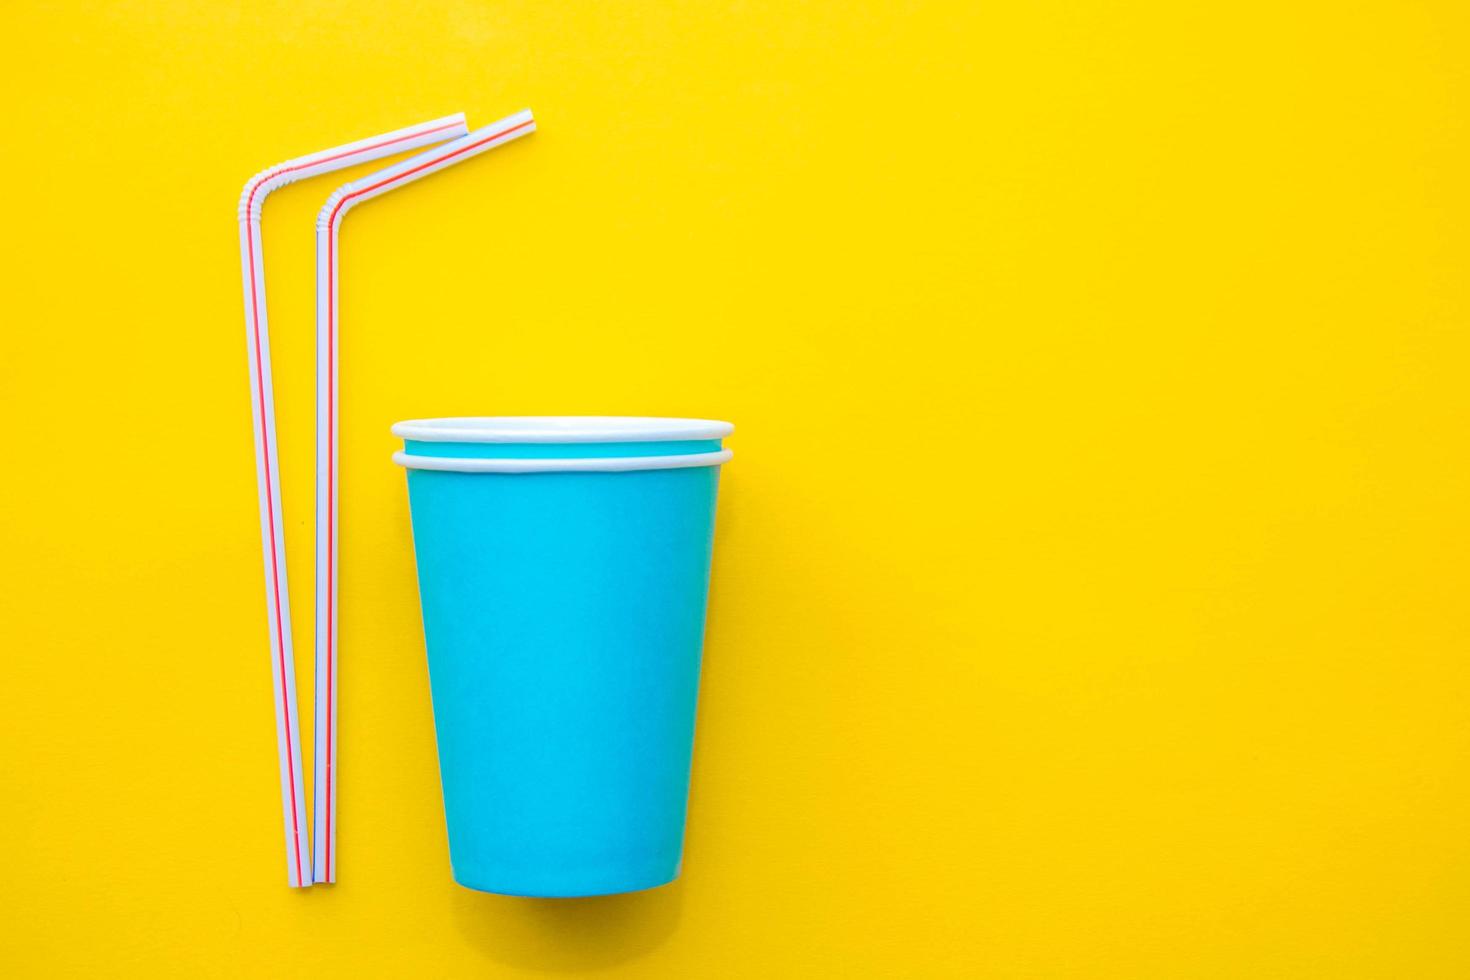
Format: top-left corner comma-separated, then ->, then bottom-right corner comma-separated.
393,417 -> 733,897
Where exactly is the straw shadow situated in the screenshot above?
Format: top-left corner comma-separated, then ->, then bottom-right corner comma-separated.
451,879 -> 685,972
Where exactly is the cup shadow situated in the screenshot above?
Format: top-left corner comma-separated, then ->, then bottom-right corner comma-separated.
450,879 -> 685,972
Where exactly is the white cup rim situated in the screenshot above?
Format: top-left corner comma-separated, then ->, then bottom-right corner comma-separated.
392,416 -> 734,444
393,448 -> 733,473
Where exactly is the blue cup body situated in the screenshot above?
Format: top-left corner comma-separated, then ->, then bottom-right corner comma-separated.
396,420 -> 728,896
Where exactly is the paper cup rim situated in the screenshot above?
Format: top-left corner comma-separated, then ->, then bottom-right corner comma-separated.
391,416 -> 734,444
393,449 -> 733,473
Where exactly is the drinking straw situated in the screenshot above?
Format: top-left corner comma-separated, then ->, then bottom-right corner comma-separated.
311,109 -> 537,884
238,113 -> 470,888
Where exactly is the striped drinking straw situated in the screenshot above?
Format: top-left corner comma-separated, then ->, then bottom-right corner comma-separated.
311,109 -> 538,884
238,113 -> 470,887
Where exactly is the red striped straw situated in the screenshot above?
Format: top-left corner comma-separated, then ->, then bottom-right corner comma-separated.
311,109 -> 537,884
238,113 -> 470,887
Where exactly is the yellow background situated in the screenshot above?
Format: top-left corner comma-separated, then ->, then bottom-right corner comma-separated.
2,1 -> 1467,976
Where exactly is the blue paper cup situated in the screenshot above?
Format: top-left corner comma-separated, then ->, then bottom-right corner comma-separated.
392,417 -> 732,897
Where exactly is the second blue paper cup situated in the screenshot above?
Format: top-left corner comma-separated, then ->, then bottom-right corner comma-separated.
393,417 -> 732,897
